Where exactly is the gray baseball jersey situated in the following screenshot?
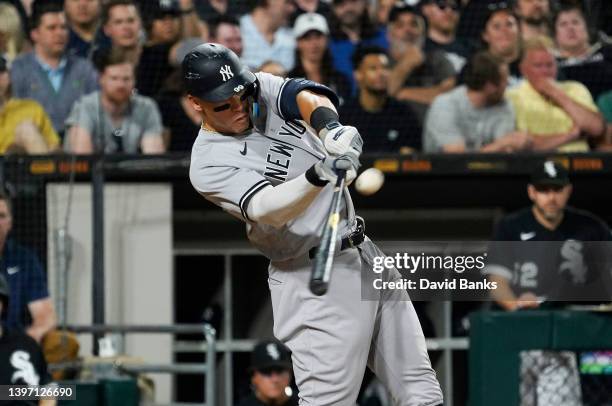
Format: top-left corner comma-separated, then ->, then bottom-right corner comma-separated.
190,72 -> 355,261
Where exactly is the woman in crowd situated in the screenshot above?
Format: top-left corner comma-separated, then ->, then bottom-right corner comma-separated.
479,2 -> 522,86
288,13 -> 351,104
0,2 -> 27,62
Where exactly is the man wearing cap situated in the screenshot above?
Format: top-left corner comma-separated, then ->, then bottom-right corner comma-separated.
237,340 -> 298,406
484,160 -> 612,311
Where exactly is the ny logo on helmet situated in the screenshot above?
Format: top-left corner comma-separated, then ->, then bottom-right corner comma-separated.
220,65 -> 234,82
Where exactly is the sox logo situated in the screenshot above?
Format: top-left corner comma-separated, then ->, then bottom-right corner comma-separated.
220,65 -> 234,82
10,350 -> 40,385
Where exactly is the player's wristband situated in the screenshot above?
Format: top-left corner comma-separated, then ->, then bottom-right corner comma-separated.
306,165 -> 328,187
310,106 -> 339,134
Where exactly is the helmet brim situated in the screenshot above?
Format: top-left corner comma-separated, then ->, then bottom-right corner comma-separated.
192,69 -> 257,103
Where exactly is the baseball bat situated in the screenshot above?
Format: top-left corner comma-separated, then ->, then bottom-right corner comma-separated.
309,169 -> 346,296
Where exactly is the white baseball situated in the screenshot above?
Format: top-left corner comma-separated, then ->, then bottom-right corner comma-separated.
355,168 -> 385,196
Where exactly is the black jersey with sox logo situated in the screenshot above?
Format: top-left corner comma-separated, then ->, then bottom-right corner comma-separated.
0,329 -> 50,406
484,207 -> 612,299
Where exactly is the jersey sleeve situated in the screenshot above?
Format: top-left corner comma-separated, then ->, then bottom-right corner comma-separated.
190,164 -> 271,222
255,72 -> 287,118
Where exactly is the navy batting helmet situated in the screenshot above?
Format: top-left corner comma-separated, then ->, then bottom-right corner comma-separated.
182,43 -> 257,102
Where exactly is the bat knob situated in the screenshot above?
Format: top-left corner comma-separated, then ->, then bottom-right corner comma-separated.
309,280 -> 328,296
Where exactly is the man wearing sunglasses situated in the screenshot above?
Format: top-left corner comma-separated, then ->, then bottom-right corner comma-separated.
185,43 -> 443,406
484,160 -> 612,311
419,0 -> 472,73
238,340 -> 297,406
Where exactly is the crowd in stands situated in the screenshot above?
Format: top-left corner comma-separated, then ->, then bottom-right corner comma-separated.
0,0 -> 611,154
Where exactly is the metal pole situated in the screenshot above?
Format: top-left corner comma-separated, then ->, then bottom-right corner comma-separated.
443,300 -> 453,406
224,255 -> 233,406
92,152 -> 105,354
204,324 -> 216,406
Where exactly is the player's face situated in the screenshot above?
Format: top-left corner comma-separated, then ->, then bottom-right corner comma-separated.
521,48 -> 557,81
104,5 -> 141,48
0,200 -> 13,242
251,367 -> 291,402
482,10 -> 519,57
100,63 -> 135,104
555,10 -> 589,54
528,184 -> 572,222
190,89 -> 252,134
355,53 -> 390,95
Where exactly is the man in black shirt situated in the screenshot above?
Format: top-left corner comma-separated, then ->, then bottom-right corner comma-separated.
0,273 -> 54,406
237,340 -> 298,406
339,45 -> 421,153
485,160 -> 612,310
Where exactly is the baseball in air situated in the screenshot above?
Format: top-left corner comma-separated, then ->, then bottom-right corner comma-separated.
355,168 -> 385,196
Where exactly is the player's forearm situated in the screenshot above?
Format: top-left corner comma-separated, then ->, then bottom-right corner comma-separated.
296,90 -> 337,135
247,174 -> 323,228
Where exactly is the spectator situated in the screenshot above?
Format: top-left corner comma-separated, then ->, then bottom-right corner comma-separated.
0,2 -> 27,62
288,12 -> 351,104
485,160 -> 612,311
328,0 -> 388,92
0,192 -> 57,343
553,4 -> 612,100
419,0 -> 472,72
424,51 -> 529,152
156,71 -> 200,151
236,340 -> 298,406
171,14 -> 243,70
290,0 -> 330,25
98,0 -> 141,66
258,60 -> 287,77
0,273 -> 56,405
506,36 -> 605,152
386,2 -> 456,124
479,1 -> 522,86
240,0 -> 296,71
194,0 -> 248,23
597,90 -> 612,149
10,1 -> 98,137
65,48 -> 165,154
340,46 -> 421,153
209,14 -> 242,57
0,56 -> 59,154
514,0 -> 551,41
65,0 -> 101,58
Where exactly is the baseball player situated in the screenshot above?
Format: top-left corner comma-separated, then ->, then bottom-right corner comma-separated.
184,43 -> 443,406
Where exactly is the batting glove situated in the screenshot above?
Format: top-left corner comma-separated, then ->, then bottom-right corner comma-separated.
320,123 -> 363,159
306,155 -> 359,187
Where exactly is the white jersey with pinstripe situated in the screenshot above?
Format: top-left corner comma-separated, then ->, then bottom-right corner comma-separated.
189,72 -> 356,262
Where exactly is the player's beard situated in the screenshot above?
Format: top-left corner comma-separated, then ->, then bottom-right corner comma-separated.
535,203 -> 562,224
